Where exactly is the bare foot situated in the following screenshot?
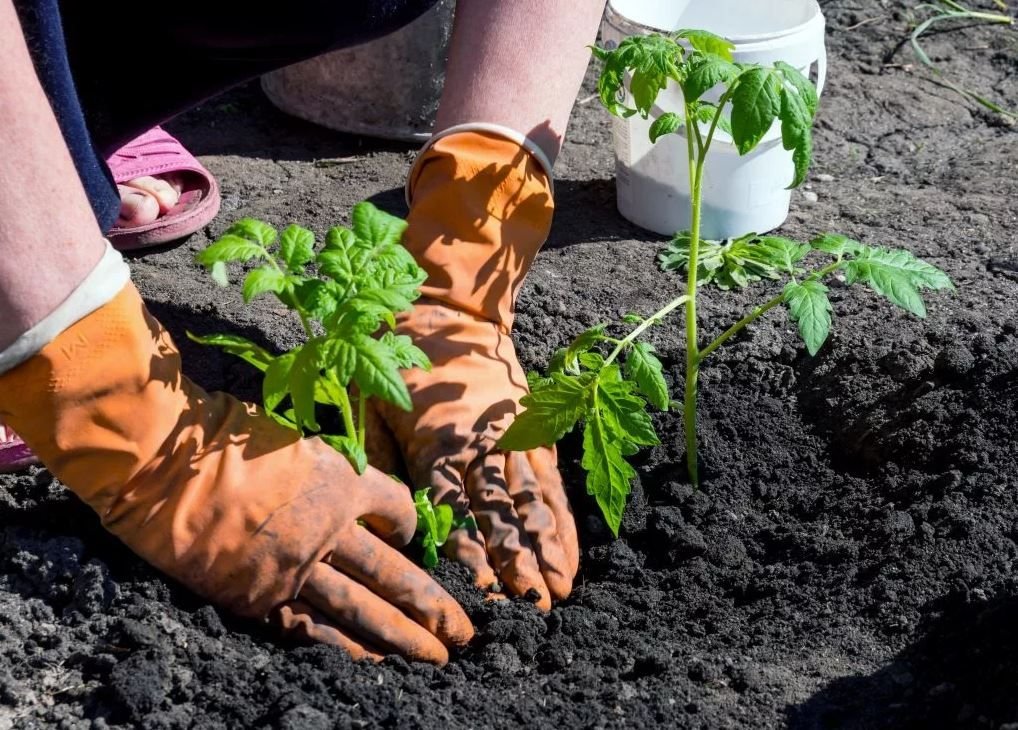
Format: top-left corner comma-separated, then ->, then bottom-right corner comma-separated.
115,173 -> 185,227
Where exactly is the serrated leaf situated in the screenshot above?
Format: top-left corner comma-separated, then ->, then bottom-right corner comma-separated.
810,233 -> 863,257
622,313 -> 644,324
357,287 -> 414,315
753,236 -> 811,274
263,350 -> 297,414
186,331 -> 273,372
196,234 -> 266,268
279,224 -> 316,272
225,219 -> 277,247
582,411 -> 635,537
730,67 -> 781,155
774,60 -> 818,116
624,341 -> 670,410
289,342 -> 323,432
320,337 -> 357,386
316,249 -> 355,289
578,351 -> 606,372
352,202 -> 407,249
350,334 -> 411,411
631,67 -> 667,117
682,55 -> 739,102
498,372 -> 595,451
434,503 -> 454,544
527,371 -> 555,392
676,29 -> 735,60
844,246 -> 954,317
380,331 -> 432,371
564,325 -> 607,373
242,267 -> 287,303
324,226 -> 356,252
783,280 -> 832,355
597,377 -> 659,447
321,434 -> 367,474
293,279 -> 341,320
779,86 -> 813,188
649,112 -> 684,142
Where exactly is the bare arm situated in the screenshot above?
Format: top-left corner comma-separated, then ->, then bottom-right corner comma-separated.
435,0 -> 608,163
0,0 -> 106,350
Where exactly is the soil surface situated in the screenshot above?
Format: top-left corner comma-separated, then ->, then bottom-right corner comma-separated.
4,1 -> 1018,727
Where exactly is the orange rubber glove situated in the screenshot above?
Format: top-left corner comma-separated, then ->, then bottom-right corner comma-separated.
373,127 -> 580,610
0,282 -> 473,664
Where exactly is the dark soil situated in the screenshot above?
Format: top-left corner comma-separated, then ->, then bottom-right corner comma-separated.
4,1 -> 1018,727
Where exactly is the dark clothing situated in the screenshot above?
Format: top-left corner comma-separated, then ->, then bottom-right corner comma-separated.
13,0 -> 440,232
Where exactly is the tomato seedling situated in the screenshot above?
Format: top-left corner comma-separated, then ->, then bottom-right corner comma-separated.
413,488 -> 475,569
498,31 -> 954,536
191,201 -> 430,475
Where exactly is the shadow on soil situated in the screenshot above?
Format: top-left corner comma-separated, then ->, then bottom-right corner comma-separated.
789,585 -> 1018,729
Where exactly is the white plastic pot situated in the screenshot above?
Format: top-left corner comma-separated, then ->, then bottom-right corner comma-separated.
602,0 -> 827,239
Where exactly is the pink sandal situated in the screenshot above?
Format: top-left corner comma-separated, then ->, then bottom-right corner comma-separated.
0,424 -> 37,473
106,126 -> 221,250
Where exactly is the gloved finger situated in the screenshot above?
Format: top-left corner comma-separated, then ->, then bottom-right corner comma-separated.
353,464 -> 418,547
528,446 -> 580,579
506,450 -> 573,601
300,562 -> 451,664
329,526 -> 475,648
276,600 -> 384,662
465,453 -> 552,611
429,468 -> 500,592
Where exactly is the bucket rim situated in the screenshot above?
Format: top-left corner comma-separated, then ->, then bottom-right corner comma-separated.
605,0 -> 824,45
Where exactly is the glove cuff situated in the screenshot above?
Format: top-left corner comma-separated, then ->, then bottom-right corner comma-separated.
0,241 -> 130,375
403,125 -> 555,331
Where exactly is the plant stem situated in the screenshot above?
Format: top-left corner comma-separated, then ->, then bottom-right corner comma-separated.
603,294 -> 690,367
332,382 -> 358,443
698,260 -> 845,362
357,393 -> 367,450
683,102 -> 707,487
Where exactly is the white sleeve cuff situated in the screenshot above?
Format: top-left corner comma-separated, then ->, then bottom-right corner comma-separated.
0,240 -> 131,375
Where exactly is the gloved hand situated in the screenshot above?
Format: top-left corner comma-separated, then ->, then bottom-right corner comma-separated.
373,127 -> 580,610
0,276 -> 473,664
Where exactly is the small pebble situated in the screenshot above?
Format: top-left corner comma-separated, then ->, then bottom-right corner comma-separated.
815,173 -> 835,182
802,191 -> 819,203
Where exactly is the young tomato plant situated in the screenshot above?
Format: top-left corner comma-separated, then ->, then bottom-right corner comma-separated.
190,201 -> 430,475
497,31 -> 955,536
413,488 -> 474,569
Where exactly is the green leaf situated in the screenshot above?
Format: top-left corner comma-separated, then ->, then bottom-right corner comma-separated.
578,351 -> 605,372
564,325 -> 607,373
779,86 -> 813,188
324,226 -> 356,252
225,219 -> 277,248
317,249 -> 355,288
649,112 -> 684,142
320,338 -> 358,386
774,60 -> 818,116
350,334 -> 411,411
597,376 -> 659,447
582,411 -> 636,537
752,236 -> 811,274
783,280 -> 832,356
186,332 -> 273,372
682,55 -> 739,102
622,313 -> 644,324
263,350 -> 297,414
498,372 -> 595,451
527,370 -> 555,392
357,287 -> 414,315
810,233 -> 863,258
380,331 -> 432,371
844,246 -> 955,318
352,202 -> 407,250
630,67 -> 667,117
293,279 -> 342,320
730,67 -> 781,155
321,434 -> 367,475
434,503 -> 454,544
210,261 -> 229,287
242,266 -> 288,303
196,234 -> 266,268
676,29 -> 735,60
279,225 -> 316,272
624,341 -> 670,410
289,342 -> 323,432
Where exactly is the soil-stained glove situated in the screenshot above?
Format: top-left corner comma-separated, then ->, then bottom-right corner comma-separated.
0,253 -> 473,664
373,126 -> 580,610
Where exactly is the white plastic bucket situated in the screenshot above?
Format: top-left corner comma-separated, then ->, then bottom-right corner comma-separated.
602,0 -> 827,239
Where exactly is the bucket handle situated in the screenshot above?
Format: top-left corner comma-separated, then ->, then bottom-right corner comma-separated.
814,46 -> 827,97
